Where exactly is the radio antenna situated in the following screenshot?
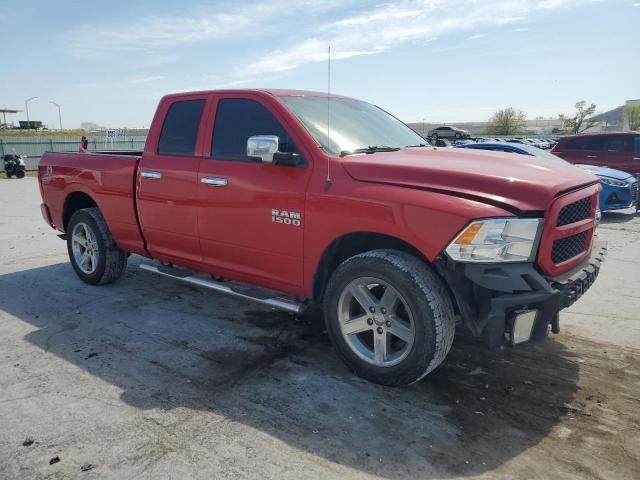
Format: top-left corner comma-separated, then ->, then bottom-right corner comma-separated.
325,45 -> 332,191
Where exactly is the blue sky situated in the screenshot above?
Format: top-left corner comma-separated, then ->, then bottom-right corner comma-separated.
1,0 -> 638,128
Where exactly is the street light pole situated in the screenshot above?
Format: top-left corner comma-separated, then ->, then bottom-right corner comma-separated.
25,96 -> 38,122
49,101 -> 62,130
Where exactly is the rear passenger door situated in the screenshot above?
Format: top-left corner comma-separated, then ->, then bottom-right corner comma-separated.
600,134 -> 639,175
196,95 -> 311,290
137,96 -> 207,264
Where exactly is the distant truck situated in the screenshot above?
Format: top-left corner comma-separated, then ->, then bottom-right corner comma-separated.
38,89 -> 605,386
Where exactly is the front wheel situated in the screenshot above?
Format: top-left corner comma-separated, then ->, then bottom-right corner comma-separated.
67,207 -> 128,285
16,169 -> 25,179
324,250 -> 455,386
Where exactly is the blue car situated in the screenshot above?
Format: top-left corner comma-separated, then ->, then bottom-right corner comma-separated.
456,142 -> 638,212
576,165 -> 637,211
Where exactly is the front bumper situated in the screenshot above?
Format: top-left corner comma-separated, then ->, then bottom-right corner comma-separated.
600,180 -> 637,211
436,240 -> 607,348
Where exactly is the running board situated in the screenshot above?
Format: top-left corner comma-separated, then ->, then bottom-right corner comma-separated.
139,263 -> 305,314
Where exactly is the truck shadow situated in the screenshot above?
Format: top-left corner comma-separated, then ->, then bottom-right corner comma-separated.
600,209 -> 638,224
1,259 -> 584,478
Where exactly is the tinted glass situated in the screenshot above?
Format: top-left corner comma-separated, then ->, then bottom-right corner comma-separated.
603,135 -> 632,152
212,98 -> 297,160
279,95 -> 426,156
158,100 -> 205,156
634,136 -> 640,153
565,136 -> 606,151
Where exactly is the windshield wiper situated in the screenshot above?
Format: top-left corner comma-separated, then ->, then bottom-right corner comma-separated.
404,143 -> 429,148
339,145 -> 401,157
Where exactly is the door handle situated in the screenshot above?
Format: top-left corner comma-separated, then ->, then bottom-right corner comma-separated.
141,171 -> 162,179
201,177 -> 228,187
586,155 -> 598,159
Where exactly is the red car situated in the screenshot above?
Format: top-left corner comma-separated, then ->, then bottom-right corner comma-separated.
551,131 -> 640,175
38,89 -> 605,386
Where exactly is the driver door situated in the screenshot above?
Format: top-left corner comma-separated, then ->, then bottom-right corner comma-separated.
196,95 -> 311,289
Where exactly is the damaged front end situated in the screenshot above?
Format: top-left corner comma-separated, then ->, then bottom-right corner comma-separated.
435,240 -> 607,348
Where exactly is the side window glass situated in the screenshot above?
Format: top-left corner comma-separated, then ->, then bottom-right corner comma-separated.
212,98 -> 298,160
604,136 -> 629,152
585,136 -> 607,151
634,136 -> 640,153
158,100 -> 205,156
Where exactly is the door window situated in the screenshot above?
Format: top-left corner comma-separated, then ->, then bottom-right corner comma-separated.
603,136 -> 632,152
158,100 -> 205,156
565,137 -> 606,151
211,98 -> 298,160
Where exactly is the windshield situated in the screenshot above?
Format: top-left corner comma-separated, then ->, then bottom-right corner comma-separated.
278,95 -> 428,156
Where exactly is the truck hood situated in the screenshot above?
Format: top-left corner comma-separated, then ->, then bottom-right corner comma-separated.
341,148 -> 598,212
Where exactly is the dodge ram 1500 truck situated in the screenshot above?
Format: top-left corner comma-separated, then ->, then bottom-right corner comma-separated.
38,89 -> 606,386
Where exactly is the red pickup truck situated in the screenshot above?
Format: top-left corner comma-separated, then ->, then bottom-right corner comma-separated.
38,89 -> 605,386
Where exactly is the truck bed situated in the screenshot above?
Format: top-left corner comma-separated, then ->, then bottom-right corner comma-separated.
38,151 -> 147,256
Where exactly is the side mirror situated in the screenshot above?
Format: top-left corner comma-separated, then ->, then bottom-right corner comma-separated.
247,135 -> 279,163
247,135 -> 304,167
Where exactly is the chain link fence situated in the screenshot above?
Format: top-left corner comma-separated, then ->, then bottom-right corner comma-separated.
0,135 -> 147,171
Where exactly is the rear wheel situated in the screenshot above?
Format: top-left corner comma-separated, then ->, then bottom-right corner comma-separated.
67,208 -> 128,285
16,169 -> 25,179
324,249 -> 455,386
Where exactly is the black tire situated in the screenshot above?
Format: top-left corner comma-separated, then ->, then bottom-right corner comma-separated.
66,207 -> 128,285
323,249 -> 455,386
430,134 -> 438,144
16,169 -> 25,179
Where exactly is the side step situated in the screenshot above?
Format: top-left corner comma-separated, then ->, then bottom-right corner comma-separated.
139,263 -> 305,314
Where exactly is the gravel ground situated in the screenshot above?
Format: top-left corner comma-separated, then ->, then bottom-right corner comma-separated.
1,177 -> 639,480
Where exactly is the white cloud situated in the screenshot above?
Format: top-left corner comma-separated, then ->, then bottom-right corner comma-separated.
65,0 -> 601,83
65,1 -> 346,58
232,0 -> 598,79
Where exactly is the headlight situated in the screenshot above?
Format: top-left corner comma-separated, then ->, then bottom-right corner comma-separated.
599,177 -> 627,187
445,218 -> 542,263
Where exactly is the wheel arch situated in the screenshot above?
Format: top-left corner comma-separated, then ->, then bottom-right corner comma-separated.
312,232 -> 429,303
62,191 -> 98,231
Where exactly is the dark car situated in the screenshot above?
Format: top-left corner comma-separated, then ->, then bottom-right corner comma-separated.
428,126 -> 470,142
551,131 -> 640,175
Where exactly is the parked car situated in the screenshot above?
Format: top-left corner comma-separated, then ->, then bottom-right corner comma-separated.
453,139 -> 475,146
38,89 -> 605,386
576,165 -> 638,211
428,126 -> 470,141
456,141 -> 565,161
456,142 -> 637,211
551,131 -> 640,175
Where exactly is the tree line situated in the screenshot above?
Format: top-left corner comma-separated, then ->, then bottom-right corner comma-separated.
485,101 -> 640,135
